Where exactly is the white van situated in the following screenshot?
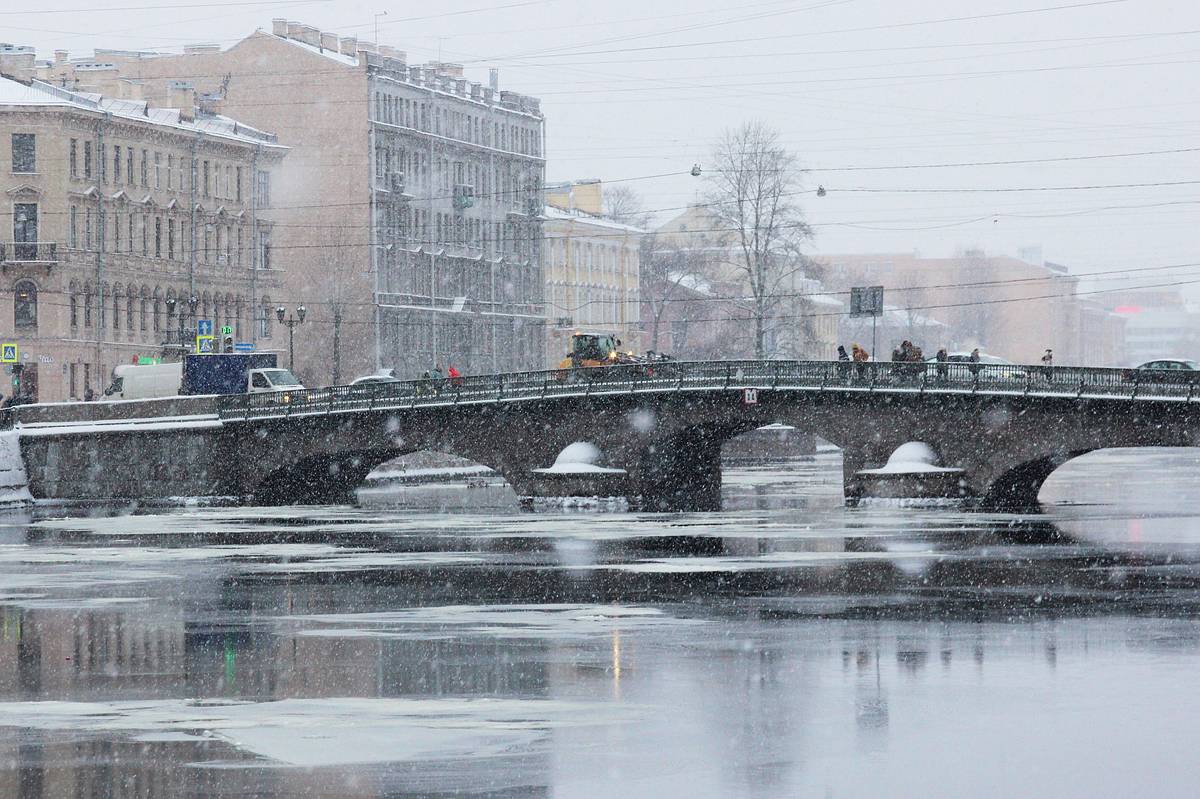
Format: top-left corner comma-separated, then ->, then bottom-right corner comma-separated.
104,362 -> 183,400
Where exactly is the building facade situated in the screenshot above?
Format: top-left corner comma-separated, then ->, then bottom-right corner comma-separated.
816,251 -> 1127,366
543,180 -> 642,365
41,19 -> 547,382
0,54 -> 283,403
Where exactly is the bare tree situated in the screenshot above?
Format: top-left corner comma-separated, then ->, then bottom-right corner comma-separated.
706,121 -> 812,358
603,185 -> 651,228
639,233 -> 713,354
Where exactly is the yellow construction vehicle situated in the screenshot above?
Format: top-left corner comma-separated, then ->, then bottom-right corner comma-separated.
556,332 -> 672,380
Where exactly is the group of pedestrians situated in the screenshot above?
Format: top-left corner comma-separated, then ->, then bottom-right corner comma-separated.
418,364 -> 464,396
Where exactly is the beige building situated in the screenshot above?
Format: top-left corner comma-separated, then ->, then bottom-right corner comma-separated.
817,251 -> 1127,365
543,180 -> 642,365
0,52 -> 284,403
39,20 -> 547,382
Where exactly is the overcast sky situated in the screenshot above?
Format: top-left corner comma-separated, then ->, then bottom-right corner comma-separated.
10,0 -> 1200,293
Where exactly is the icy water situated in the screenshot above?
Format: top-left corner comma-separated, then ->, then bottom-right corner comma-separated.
1,450 -> 1199,798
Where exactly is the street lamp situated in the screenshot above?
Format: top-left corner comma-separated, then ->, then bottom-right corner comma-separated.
276,304 -> 305,370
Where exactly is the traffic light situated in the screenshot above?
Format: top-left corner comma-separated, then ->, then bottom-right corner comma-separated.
223,335 -> 234,354
10,363 -> 23,392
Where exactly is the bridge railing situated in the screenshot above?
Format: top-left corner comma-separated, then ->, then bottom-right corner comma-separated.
214,360 -> 1200,422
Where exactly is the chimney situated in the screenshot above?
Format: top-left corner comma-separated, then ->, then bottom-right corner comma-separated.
489,68 -> 499,92
320,32 -> 338,52
339,36 -> 358,56
54,50 -> 68,64
297,26 -> 320,47
167,81 -> 196,121
356,40 -> 377,56
437,62 -> 463,78
0,45 -> 36,82
271,18 -> 287,37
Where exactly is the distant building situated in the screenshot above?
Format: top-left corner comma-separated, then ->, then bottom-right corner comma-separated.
816,251 -> 1127,366
0,55 -> 284,403
1104,288 -> 1199,365
543,180 -> 642,365
38,19 -> 547,382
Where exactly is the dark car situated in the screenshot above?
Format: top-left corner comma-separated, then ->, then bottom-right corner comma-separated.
1122,359 -> 1200,384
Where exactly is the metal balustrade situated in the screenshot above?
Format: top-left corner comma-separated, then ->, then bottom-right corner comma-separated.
216,360 -> 1200,422
0,242 -> 58,263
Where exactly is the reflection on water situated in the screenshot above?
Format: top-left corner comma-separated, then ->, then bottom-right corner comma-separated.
0,449 -> 1197,796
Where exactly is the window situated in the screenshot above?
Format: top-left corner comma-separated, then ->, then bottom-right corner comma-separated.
167,154 -> 173,190
85,209 -> 93,250
69,207 -> 78,248
154,217 -> 162,258
140,292 -> 147,331
83,286 -> 92,327
126,148 -> 134,186
168,219 -> 176,260
112,290 -> 120,330
83,141 -> 93,179
236,166 -> 242,202
259,230 -> 271,270
203,160 -> 210,196
11,133 -> 35,173
256,170 -> 270,206
113,211 -> 121,252
69,139 -> 78,177
127,293 -> 135,334
141,213 -> 148,256
99,143 -> 106,183
113,145 -> 121,182
13,281 -> 37,329
154,152 -> 161,188
140,149 -> 148,187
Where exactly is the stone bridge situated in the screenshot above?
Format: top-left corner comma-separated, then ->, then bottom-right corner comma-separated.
10,360 -> 1200,511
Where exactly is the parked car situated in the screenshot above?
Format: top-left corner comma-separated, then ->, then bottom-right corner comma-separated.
924,352 -> 1027,380
350,374 -> 402,386
1122,359 -> 1200,383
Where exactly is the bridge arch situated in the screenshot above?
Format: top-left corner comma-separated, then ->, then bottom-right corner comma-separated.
981,450 -> 1096,511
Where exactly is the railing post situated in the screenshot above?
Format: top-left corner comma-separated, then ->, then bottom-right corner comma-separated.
724,364 -> 732,388
495,375 -> 504,402
770,362 -> 780,390
328,389 -> 336,415
242,392 -> 251,421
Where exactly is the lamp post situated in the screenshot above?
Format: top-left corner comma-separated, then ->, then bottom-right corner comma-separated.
276,304 -> 305,370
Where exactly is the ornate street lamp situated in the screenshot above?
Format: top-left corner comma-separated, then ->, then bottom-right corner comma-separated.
276,304 -> 306,370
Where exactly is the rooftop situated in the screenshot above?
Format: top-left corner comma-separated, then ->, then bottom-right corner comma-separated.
542,204 -> 645,234
0,75 -> 283,148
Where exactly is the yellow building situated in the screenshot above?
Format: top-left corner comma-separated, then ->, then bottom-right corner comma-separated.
543,180 -> 642,365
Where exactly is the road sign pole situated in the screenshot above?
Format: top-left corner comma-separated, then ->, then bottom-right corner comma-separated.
872,315 -> 877,361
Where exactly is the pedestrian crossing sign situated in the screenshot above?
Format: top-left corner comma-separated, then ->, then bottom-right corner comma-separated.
195,335 -> 216,355
0,344 -> 17,363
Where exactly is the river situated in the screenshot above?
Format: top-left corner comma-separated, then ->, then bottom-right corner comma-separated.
0,448 -> 1197,797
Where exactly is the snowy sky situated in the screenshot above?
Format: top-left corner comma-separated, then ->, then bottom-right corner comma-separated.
10,0 -> 1200,292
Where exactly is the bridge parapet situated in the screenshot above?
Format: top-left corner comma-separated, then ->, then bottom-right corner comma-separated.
216,360 -> 1200,423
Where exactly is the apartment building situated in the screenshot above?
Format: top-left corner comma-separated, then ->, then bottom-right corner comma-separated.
42,20 -> 547,381
0,51 -> 283,403
543,180 -> 642,365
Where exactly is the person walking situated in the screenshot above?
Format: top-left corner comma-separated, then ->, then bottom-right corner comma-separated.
1041,348 -> 1054,382
447,364 -> 463,389
852,343 -> 870,381
968,347 -> 981,379
837,345 -> 851,381
936,347 -> 949,381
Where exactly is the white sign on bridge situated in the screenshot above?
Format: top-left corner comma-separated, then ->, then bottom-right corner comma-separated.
743,388 -> 759,405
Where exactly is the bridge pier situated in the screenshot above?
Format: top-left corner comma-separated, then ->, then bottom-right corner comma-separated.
634,432 -> 724,512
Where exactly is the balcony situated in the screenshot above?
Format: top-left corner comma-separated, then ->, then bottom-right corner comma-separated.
0,242 -> 58,264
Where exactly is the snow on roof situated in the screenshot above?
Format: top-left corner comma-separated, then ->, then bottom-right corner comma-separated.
0,76 -> 284,149
542,205 -> 645,234
267,32 -> 358,67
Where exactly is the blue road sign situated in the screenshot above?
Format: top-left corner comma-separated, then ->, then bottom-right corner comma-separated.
195,335 -> 216,355
196,318 -> 214,337
233,342 -> 255,352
